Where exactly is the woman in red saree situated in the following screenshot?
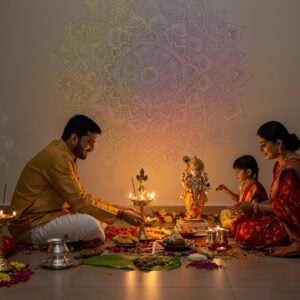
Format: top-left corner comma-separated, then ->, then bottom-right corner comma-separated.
231,121 -> 300,256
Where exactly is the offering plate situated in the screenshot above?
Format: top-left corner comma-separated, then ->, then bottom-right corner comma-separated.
115,241 -> 137,248
41,257 -> 76,270
175,230 -> 198,238
160,240 -> 193,252
177,218 -> 209,236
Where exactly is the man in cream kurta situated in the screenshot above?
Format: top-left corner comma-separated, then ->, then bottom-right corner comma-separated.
9,115 -> 143,245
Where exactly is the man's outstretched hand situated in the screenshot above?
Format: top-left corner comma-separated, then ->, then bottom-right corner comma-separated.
118,209 -> 144,226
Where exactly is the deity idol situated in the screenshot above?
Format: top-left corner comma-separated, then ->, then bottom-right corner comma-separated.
180,155 -> 210,220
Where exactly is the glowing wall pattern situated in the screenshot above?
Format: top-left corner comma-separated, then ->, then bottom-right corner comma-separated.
52,0 -> 252,171
0,109 -> 14,179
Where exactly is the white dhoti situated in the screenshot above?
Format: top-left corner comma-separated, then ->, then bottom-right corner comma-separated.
31,213 -> 107,245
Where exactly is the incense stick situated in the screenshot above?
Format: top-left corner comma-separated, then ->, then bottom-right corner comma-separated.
131,177 -> 136,196
2,183 -> 7,209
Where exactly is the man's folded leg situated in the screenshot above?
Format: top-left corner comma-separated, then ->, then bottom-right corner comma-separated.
31,213 -> 107,247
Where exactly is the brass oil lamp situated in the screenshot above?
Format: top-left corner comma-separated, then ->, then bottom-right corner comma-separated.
129,169 -> 155,240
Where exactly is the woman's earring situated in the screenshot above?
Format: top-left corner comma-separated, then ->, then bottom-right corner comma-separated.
276,140 -> 282,154
277,146 -> 282,154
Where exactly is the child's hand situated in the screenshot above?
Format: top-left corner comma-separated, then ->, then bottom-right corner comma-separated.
216,184 -> 238,202
216,184 -> 227,191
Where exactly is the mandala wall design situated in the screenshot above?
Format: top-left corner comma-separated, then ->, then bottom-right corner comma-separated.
52,0 -> 252,170
0,109 -> 15,181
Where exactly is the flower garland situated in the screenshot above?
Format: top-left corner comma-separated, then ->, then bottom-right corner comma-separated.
0,261 -> 33,287
105,226 -> 138,240
153,209 -> 185,223
186,260 -> 221,270
152,209 -> 218,226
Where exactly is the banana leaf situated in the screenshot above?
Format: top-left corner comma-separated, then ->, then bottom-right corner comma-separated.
84,254 -> 181,271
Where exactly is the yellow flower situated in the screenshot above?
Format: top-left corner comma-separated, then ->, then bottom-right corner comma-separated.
0,272 -> 11,282
159,209 -> 167,216
164,215 -> 173,223
11,261 -> 25,269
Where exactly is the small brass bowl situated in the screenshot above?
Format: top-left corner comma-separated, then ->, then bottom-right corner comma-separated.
144,217 -> 158,227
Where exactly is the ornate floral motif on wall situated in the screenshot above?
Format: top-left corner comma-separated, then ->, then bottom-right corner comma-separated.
52,0 -> 252,170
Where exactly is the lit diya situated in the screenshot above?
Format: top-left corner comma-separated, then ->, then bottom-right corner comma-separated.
129,169 -> 155,240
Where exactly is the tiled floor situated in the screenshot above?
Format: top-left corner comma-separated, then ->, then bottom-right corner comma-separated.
0,236 -> 300,300
1,244 -> 300,300
1,208 -> 300,300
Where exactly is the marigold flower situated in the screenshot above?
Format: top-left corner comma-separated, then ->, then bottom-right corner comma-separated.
0,273 -> 11,282
159,209 -> 167,216
164,216 -> 173,223
11,261 -> 25,269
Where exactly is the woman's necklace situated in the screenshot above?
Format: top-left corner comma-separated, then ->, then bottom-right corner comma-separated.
280,151 -> 293,166
190,176 -> 203,205
276,151 -> 293,177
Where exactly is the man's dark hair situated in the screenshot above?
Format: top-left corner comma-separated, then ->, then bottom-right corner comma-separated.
61,114 -> 102,141
233,155 -> 259,179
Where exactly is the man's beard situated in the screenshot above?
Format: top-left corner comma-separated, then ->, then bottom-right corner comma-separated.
73,143 -> 87,159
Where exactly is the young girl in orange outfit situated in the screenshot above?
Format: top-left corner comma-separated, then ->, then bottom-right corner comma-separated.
216,155 -> 268,229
